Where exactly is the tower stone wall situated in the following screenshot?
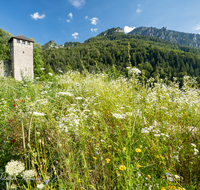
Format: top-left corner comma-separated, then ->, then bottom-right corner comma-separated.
10,37 -> 34,81
0,60 -> 11,77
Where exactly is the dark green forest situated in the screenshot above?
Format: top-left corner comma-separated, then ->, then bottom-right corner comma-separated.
42,29 -> 200,86
2,27 -> 200,86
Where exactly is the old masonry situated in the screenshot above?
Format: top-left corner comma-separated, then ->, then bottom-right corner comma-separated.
0,35 -> 34,81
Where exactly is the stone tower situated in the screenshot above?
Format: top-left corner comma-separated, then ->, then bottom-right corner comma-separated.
8,35 -> 34,81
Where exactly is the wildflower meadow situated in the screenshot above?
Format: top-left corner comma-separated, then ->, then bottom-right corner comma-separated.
0,68 -> 199,189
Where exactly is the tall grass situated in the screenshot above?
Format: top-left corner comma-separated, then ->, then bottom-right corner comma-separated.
0,70 -> 199,190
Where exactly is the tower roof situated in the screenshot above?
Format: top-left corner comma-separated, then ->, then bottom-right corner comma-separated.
8,35 -> 34,43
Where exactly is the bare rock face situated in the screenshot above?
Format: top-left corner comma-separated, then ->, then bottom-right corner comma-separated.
115,27 -> 125,34
128,26 -> 200,49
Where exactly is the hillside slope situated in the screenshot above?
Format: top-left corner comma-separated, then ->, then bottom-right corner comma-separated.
42,31 -> 200,86
128,26 -> 200,49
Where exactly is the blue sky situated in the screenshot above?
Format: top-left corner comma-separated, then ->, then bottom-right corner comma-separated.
1,0 -> 200,46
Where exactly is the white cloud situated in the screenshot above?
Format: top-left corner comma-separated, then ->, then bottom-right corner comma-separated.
124,26 -> 135,34
90,17 -> 98,25
136,4 -> 142,13
69,0 -> 85,8
66,19 -> 70,22
194,24 -> 200,30
31,12 -> 45,20
68,12 -> 73,19
91,28 -> 98,32
72,32 -> 79,39
136,8 -> 142,13
85,16 -> 88,19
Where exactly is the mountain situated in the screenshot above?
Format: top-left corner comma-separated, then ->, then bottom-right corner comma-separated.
97,27 -> 125,37
42,41 -> 81,50
128,26 -> 200,49
42,27 -> 200,51
42,41 -> 60,50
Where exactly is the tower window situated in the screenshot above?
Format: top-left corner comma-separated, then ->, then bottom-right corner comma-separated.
22,41 -> 25,44
27,42 -> 30,45
23,51 -> 24,54
17,40 -> 20,43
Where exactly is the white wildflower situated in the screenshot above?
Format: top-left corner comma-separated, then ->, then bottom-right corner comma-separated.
167,177 -> 174,181
57,92 -> 73,96
153,121 -> 158,126
194,148 -> 199,155
165,172 -> 172,176
36,99 -> 48,105
21,169 -> 35,179
33,112 -> 45,116
191,143 -> 196,147
5,160 -> 25,176
75,97 -> 83,100
173,155 -> 180,162
125,112 -> 133,116
148,125 -> 154,130
127,67 -> 141,75
141,128 -> 149,133
48,72 -> 53,76
174,174 -> 180,179
154,134 -> 161,137
41,91 -> 47,94
40,68 -> 45,70
10,184 -> 17,189
112,113 -> 125,119
37,183 -> 45,189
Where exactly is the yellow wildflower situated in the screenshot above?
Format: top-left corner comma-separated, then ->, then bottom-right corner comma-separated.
160,156 -> 165,159
147,174 -> 151,179
136,163 -> 142,168
135,148 -> 142,153
78,179 -> 81,183
155,155 -> 159,158
119,165 -> 126,171
123,147 -> 126,151
106,158 -> 111,163
178,188 -> 183,190
161,187 -> 166,190
93,157 -> 97,160
57,130 -> 60,133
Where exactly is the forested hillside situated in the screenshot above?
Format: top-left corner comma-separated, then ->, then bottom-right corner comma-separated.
0,28 -> 12,61
42,28 -> 200,86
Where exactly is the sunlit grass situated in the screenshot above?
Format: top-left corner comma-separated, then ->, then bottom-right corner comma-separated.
0,70 -> 199,189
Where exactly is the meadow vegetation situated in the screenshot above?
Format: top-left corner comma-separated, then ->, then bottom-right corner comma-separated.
0,68 -> 199,190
